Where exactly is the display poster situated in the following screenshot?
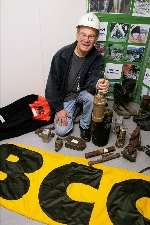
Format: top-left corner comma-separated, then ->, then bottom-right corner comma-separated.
132,0 -> 150,17
89,0 -> 131,14
88,0 -> 150,102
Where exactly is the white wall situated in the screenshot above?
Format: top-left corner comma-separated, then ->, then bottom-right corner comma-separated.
0,0 -> 86,106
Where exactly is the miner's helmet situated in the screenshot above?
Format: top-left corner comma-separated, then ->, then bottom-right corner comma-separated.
131,26 -> 140,34
77,12 -> 100,31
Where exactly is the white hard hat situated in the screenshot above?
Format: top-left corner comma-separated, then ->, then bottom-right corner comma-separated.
77,12 -> 100,31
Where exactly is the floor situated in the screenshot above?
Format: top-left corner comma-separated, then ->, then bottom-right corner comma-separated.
0,112 -> 150,225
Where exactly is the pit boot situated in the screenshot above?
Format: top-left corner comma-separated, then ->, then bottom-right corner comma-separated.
133,95 -> 150,131
113,104 -> 131,118
122,126 -> 141,162
140,95 -> 150,114
123,102 -> 138,116
113,79 -> 137,118
122,144 -> 137,162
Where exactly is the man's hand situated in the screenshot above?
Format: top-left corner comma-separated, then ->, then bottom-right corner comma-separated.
96,79 -> 109,93
56,110 -> 68,126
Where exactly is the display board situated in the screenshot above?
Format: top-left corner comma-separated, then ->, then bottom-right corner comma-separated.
87,0 -> 150,103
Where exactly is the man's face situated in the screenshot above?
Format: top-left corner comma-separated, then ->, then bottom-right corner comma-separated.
140,33 -> 146,41
132,33 -> 140,41
76,26 -> 98,55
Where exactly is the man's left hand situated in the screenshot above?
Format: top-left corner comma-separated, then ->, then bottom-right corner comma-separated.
96,79 -> 109,93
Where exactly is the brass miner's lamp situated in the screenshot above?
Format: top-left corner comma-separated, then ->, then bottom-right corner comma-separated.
92,89 -> 106,123
91,85 -> 112,147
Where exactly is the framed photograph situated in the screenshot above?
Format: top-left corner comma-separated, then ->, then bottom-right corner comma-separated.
143,68 -> 150,87
141,85 -> 150,96
89,0 -> 131,13
126,45 -> 145,62
105,63 -> 123,79
128,24 -> 150,44
107,43 -> 125,61
132,0 -> 150,17
108,23 -> 130,42
98,22 -> 108,41
95,42 -> 106,56
122,64 -> 140,80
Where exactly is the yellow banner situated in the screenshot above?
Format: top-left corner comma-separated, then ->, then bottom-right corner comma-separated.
0,143 -> 150,225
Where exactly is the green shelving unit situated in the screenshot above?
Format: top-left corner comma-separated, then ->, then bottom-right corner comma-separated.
87,0 -> 150,103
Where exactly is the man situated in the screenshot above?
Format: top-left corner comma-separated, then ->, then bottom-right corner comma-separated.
45,12 -> 109,141
130,26 -> 141,43
130,25 -> 147,44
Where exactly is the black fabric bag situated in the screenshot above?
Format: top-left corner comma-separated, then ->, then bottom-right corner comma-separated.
0,94 -> 51,141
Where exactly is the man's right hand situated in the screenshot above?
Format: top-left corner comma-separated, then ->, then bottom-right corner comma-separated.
56,110 -> 68,126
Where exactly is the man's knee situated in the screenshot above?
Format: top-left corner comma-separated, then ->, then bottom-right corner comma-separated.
55,124 -> 72,137
83,91 -> 94,104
